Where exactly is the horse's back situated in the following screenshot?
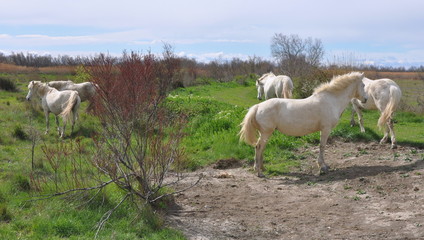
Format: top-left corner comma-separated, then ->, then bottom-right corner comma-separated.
366,78 -> 401,111
255,97 -> 325,136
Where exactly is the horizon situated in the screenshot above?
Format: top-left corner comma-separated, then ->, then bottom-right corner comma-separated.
1,0 -> 424,68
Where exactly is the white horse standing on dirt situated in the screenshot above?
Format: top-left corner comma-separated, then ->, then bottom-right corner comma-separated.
256,72 -> 293,100
26,81 -> 81,138
240,72 -> 367,177
350,77 -> 402,149
48,80 -> 97,109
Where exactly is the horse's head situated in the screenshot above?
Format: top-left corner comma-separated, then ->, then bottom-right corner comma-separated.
26,81 -> 35,101
355,73 -> 368,104
26,81 -> 42,101
256,79 -> 265,100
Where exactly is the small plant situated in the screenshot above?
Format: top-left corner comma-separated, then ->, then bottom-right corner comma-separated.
356,189 -> 367,195
306,181 -> 316,186
358,149 -> 368,155
400,173 -> 410,178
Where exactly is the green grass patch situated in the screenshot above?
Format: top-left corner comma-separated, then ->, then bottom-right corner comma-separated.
170,78 -> 424,175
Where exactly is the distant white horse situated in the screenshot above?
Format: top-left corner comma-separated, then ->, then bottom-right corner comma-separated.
48,80 -> 97,103
240,72 -> 367,177
256,72 -> 293,100
350,77 -> 402,149
26,81 -> 81,138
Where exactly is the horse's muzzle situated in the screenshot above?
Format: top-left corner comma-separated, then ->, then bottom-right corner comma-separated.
361,97 -> 367,104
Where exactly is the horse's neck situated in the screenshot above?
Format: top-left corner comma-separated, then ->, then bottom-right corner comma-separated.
320,85 -> 357,116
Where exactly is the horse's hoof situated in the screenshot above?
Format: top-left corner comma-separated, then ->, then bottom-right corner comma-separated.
391,144 -> 397,149
319,166 -> 330,175
257,172 -> 265,178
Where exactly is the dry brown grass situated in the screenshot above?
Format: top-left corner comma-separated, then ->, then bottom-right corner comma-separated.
0,63 -> 76,75
364,71 -> 423,80
0,63 -> 37,73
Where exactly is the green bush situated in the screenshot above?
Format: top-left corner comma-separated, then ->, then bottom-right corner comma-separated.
0,77 -> 18,92
53,218 -> 82,238
0,204 -> 12,222
12,125 -> 28,140
12,174 -> 31,192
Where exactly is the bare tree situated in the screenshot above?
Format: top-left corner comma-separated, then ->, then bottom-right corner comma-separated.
271,33 -> 324,77
271,34 -> 326,98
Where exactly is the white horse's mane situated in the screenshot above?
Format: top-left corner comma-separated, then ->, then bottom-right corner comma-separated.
30,81 -> 51,96
258,72 -> 275,82
313,72 -> 363,94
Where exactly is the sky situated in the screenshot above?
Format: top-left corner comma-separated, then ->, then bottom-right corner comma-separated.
1,0 -> 424,67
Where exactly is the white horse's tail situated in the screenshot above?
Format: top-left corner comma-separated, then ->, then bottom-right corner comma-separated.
239,105 -> 260,146
378,86 -> 402,129
60,91 -> 80,123
282,78 -> 294,99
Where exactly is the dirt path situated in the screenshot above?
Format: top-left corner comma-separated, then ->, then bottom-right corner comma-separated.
166,141 -> 424,240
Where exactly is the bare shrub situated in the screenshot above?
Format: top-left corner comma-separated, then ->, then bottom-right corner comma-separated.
31,49 -> 199,237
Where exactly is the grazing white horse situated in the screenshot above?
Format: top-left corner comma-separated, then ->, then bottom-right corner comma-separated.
256,72 -> 293,100
240,72 -> 367,177
47,80 -> 97,103
26,81 -> 81,138
350,77 -> 402,149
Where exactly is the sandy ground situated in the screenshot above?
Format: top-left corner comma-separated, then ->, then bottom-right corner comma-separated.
166,140 -> 424,240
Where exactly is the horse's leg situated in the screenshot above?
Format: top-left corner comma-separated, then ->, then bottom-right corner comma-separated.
317,129 -> 331,175
71,109 -> 77,134
275,87 -> 281,98
380,121 -> 389,145
254,131 -> 272,178
44,110 -> 50,135
350,100 -> 357,126
350,99 -> 365,132
55,116 -> 61,136
388,119 -> 397,149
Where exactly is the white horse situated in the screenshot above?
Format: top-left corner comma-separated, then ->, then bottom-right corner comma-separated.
47,80 -> 97,103
240,72 -> 367,177
350,77 -> 402,149
256,72 -> 293,100
26,81 -> 81,138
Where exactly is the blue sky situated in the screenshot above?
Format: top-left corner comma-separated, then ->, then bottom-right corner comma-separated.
1,0 -> 424,67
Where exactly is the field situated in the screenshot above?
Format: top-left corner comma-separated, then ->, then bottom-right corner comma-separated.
0,71 -> 423,239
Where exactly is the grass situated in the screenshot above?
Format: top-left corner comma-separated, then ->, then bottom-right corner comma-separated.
169,77 -> 424,174
395,78 -> 424,107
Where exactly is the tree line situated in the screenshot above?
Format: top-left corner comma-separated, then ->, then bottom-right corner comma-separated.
1,34 -> 423,81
